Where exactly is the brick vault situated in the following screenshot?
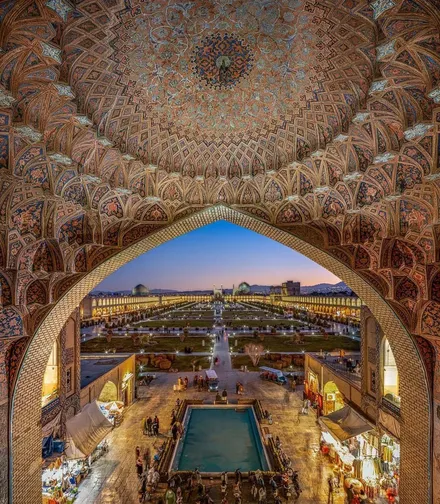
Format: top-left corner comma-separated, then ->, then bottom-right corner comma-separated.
0,0 -> 440,502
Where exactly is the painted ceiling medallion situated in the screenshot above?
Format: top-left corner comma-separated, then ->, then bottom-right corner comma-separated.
192,33 -> 254,90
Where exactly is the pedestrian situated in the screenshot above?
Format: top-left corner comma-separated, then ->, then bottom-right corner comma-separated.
221,480 -> 227,498
172,423 -> 179,441
176,487 -> 183,504
235,382 -> 239,394
222,389 -> 228,403
258,486 -> 266,504
152,418 -> 159,436
235,468 -> 242,484
184,376 -> 189,390
152,469 -> 160,489
136,456 -> 143,478
143,447 -> 151,469
327,476 -> 334,504
165,487 -> 176,504
251,483 -> 258,501
291,379 -> 296,392
221,471 -> 228,486
346,484 -> 355,504
146,416 -> 153,436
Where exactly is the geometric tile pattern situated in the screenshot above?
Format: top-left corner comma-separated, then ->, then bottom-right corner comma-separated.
0,0 -> 440,502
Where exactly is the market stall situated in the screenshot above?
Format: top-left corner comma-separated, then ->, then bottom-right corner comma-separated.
319,406 -> 400,503
98,400 -> 124,427
42,401 -> 112,503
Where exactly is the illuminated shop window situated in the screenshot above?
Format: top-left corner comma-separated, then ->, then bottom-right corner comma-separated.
383,338 -> 400,408
41,340 -> 60,407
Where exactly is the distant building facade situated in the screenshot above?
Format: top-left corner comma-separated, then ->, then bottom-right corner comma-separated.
80,292 -> 185,320
282,281 -> 300,296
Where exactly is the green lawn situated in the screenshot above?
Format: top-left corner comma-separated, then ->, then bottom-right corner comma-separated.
135,319 -> 214,328
231,335 -> 360,352
225,319 -> 304,328
229,355 -> 261,371
81,336 -> 215,354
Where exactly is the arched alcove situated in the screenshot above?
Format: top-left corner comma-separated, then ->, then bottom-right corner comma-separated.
10,205 -> 431,503
98,381 -> 118,403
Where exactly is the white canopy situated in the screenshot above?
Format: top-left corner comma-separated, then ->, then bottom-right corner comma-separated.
205,369 -> 218,380
65,401 -> 112,459
320,406 -> 373,442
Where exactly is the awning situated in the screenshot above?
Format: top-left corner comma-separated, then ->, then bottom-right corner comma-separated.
42,410 -> 62,439
320,406 -> 373,442
65,401 -> 112,459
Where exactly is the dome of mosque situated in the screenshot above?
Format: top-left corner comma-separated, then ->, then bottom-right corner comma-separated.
132,284 -> 149,296
237,282 -> 251,294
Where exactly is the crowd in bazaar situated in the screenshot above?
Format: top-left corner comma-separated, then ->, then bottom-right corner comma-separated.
174,376 -> 214,392
138,466 -> 302,504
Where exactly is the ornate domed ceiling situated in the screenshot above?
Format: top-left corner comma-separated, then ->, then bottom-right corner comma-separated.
66,0 -> 375,173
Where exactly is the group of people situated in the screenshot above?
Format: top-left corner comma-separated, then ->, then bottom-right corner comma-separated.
193,374 -> 212,391
170,403 -> 184,441
135,446 -> 160,502
142,415 -> 160,436
327,478 -> 368,504
174,376 -> 189,391
273,436 -> 295,479
215,389 -> 228,403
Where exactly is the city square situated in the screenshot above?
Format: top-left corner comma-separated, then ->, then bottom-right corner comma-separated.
0,0 -> 439,503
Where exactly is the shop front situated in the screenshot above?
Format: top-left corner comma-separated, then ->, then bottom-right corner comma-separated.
42,401 -> 112,503
323,380 -> 345,415
319,406 -> 400,503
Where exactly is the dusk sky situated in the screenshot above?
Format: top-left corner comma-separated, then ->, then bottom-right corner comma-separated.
95,221 -> 341,291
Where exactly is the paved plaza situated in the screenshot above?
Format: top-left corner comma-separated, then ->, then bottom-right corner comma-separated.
76,336 -> 345,503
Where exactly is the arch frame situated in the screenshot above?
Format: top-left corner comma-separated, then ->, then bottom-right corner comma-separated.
10,204 -> 432,503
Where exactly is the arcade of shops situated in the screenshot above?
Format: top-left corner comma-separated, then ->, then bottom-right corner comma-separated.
40,313 -> 135,503
304,308 -> 401,502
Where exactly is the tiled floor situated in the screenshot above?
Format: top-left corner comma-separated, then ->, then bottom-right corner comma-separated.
75,367 -> 347,503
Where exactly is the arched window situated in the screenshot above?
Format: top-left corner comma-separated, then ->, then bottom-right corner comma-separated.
382,338 -> 400,408
41,339 -> 60,407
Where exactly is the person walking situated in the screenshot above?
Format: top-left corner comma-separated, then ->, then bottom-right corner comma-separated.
327,476 -> 334,504
172,423 -> 179,441
291,379 -> 297,392
136,456 -> 144,478
222,389 -> 228,403
152,417 -> 159,436
143,447 -> 151,470
165,487 -> 176,504
258,486 -> 266,504
235,469 -> 242,485
146,416 -> 153,436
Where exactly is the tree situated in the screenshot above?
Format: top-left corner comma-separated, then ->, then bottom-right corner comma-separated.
245,343 -> 264,367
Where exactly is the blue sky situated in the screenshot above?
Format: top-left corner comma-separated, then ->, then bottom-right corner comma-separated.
95,221 -> 340,291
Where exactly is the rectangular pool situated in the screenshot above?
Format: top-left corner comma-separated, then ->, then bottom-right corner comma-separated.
171,406 -> 270,473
